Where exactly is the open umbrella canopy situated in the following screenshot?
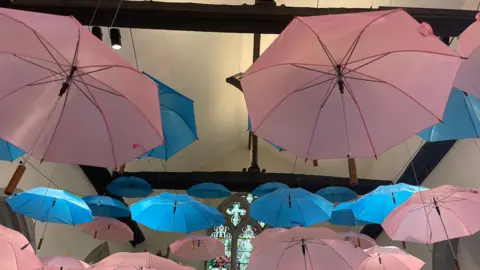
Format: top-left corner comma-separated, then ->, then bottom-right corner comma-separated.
106,176 -> 152,198
241,9 -> 460,160
82,196 -> 130,218
252,182 -> 289,197
139,73 -> 197,160
382,185 -> 480,244
94,252 -> 184,270
186,182 -> 231,199
0,241 -> 42,270
170,235 -> 225,261
418,88 -> 480,141
39,256 -> 89,269
329,201 -> 368,226
316,186 -> 357,203
359,246 -> 425,270
6,187 -> 92,225
353,183 -> 428,224
0,8 -> 164,168
337,232 -> 376,249
78,217 -> 134,243
250,188 -> 333,228
130,193 -> 224,233
0,224 -> 34,252
248,116 -> 284,151
0,139 -> 24,162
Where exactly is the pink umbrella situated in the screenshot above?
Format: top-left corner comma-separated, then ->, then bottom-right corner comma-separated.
0,241 -> 42,270
170,235 -> 225,260
241,9 -> 460,161
359,246 -> 424,270
337,232 -> 376,249
78,217 -> 134,243
251,227 -> 286,249
249,227 -> 367,270
0,8 -> 164,193
94,252 -> 184,270
40,256 -> 89,269
454,13 -> 480,99
382,185 -> 480,269
0,224 -> 34,252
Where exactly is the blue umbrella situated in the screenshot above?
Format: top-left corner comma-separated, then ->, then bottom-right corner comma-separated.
6,187 -> 92,225
140,73 -> 197,160
107,176 -> 153,198
329,202 -> 368,226
418,88 -> 480,141
130,192 -> 224,233
0,139 -> 24,161
352,183 -> 428,224
252,182 -> 289,197
83,196 -> 130,218
250,188 -> 333,228
187,182 -> 231,199
248,116 -> 284,151
316,186 -> 357,203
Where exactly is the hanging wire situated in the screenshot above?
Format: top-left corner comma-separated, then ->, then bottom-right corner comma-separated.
88,0 -> 103,29
110,0 -> 124,28
477,0 -> 480,11
129,28 -> 140,70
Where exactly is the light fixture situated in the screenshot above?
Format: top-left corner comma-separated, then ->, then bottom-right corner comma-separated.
110,28 -> 122,50
92,26 -> 103,41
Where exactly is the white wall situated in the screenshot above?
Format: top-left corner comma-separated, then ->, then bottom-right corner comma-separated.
376,139 -> 480,269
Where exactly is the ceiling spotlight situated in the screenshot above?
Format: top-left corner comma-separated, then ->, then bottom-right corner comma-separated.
92,26 -> 103,41
110,28 -> 122,50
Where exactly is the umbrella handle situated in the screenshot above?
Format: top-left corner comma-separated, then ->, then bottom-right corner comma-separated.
38,237 -> 44,250
348,158 -> 358,186
5,163 -> 26,195
402,241 -> 407,249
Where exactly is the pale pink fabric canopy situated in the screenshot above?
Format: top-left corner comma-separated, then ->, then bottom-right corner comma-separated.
0,8 -> 164,168
94,252 -> 184,270
249,227 -> 367,270
337,232 -> 376,249
0,241 -> 42,270
78,217 -> 134,243
40,256 -> 89,270
382,185 -> 480,244
241,9 -> 461,159
359,246 -> 424,270
251,227 -> 286,249
0,224 -> 34,253
170,235 -> 225,261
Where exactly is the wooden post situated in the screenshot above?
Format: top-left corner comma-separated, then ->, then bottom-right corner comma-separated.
117,164 -> 126,175
5,163 -> 26,195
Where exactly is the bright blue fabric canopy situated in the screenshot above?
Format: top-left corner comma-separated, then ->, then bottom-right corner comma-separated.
316,186 -> 357,203
329,201 -> 368,226
140,73 -> 197,159
352,183 -> 428,224
187,182 -> 231,199
0,139 -> 24,161
252,182 -> 289,197
6,187 -> 92,225
83,196 -> 130,218
418,88 -> 480,141
107,176 -> 152,198
131,193 -> 224,233
250,188 -> 333,228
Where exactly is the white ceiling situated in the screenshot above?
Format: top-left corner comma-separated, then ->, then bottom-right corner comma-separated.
103,0 -> 469,181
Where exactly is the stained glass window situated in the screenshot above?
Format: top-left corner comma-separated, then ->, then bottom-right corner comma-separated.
236,224 -> 257,270
207,225 -> 232,270
207,194 -> 264,270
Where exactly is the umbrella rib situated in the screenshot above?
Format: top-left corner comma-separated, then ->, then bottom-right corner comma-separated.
74,67 -> 166,146
71,78 -> 122,97
32,32 -> 69,77
241,63 -> 332,79
295,17 -> 338,68
340,9 -> 400,68
462,93 -> 480,138
13,54 -> 66,76
71,77 -> 118,167
160,103 -> 198,137
448,208 -> 474,236
0,71 -> 61,104
73,66 -> 114,79
346,68 -> 442,122
28,77 -> 67,87
304,78 -> 338,159
343,79 -> 378,158
252,73 -> 335,135
290,64 -> 337,76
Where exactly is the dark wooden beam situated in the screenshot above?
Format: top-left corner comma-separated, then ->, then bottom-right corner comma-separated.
360,140 -> 456,239
79,165 -> 145,247
3,1 -> 475,37
119,171 -> 390,195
